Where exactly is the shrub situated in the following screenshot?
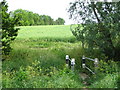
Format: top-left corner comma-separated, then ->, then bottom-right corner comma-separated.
98,60 -> 119,74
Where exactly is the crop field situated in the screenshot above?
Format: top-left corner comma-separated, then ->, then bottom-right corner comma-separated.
16,25 -> 76,42
2,25 -> 119,88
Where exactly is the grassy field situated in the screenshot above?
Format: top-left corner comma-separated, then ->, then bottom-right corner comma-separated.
2,25 -> 120,88
16,25 -> 76,42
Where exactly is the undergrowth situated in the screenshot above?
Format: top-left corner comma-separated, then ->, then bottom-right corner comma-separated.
2,25 -> 120,88
2,60 -> 83,88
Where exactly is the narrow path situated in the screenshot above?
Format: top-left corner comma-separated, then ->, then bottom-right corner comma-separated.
79,72 -> 90,87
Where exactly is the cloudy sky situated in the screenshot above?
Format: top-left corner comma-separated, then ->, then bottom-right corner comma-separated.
5,0 -> 114,25
6,0 -> 76,25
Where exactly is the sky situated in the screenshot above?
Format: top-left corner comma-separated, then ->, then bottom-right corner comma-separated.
6,0 -> 76,25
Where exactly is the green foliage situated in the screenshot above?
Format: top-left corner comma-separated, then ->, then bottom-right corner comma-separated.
55,17 -> 65,25
88,73 -> 118,88
3,58 -> 119,88
97,60 -> 119,74
68,1 -> 120,61
117,75 -> 120,88
2,25 -> 119,88
2,60 -> 83,88
10,9 -> 65,26
1,0 -> 19,55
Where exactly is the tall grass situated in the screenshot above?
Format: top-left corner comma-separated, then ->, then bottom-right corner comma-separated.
2,25 -> 120,88
88,73 -> 119,88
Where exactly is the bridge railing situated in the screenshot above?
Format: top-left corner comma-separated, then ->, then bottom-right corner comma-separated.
65,55 -> 75,71
65,55 -> 99,74
82,55 -> 99,74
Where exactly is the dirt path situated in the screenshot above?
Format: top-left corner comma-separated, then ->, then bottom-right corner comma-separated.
79,72 -> 90,87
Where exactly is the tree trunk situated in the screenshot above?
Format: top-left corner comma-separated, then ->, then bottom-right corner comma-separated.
91,2 -> 116,60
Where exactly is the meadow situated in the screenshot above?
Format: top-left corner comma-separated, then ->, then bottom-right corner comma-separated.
2,25 -> 120,88
16,25 -> 76,42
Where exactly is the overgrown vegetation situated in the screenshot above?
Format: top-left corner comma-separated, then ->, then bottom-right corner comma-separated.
1,0 -> 120,89
2,25 -> 120,88
68,1 -> 120,61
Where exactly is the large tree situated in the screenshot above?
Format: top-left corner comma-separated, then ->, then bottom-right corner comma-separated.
55,18 -> 65,25
68,0 -> 120,61
1,0 -> 19,56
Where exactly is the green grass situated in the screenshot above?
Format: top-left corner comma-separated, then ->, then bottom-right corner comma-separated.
16,25 -> 76,42
3,25 -> 85,88
89,73 -> 119,88
2,25 -> 120,88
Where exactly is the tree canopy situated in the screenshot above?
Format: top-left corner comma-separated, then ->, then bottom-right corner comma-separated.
68,0 -> 120,61
55,18 -> 65,25
10,9 -> 65,26
1,0 -> 19,56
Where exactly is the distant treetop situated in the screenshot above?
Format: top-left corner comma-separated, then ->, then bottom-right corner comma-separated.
10,9 -> 65,26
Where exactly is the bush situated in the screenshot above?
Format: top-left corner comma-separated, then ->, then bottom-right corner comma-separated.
97,60 -> 119,74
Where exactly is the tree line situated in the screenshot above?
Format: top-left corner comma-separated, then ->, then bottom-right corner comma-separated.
1,0 -> 65,57
10,9 -> 65,26
1,0 -> 120,62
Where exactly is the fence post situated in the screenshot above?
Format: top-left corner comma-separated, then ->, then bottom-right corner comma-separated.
66,55 -> 70,67
94,58 -> 99,73
82,55 -> 86,68
71,58 -> 75,71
